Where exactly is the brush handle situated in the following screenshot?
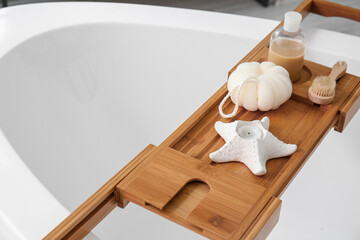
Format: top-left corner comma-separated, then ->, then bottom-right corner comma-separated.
329,61 -> 347,82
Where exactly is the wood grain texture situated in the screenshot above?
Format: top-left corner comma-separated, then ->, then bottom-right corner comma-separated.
312,0 -> 360,22
118,147 -> 265,239
164,181 -> 210,220
336,80 -> 360,132
44,144 -> 155,240
242,197 -> 281,240
64,195 -> 116,240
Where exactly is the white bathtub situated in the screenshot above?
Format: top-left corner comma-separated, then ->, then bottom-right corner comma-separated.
0,2 -> 359,240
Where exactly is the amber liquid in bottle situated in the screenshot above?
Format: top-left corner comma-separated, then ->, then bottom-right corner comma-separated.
268,38 -> 305,82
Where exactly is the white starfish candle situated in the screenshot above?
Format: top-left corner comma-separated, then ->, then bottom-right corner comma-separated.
209,117 -> 297,176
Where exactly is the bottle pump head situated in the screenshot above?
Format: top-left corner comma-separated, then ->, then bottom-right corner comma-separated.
284,11 -> 302,32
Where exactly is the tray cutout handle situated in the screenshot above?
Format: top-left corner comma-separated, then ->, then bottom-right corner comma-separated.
164,180 -> 210,219
117,147 -> 206,210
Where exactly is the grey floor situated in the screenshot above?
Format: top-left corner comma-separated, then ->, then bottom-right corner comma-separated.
6,0 -> 360,36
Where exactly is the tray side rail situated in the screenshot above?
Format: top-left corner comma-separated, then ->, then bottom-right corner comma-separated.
43,145 -> 155,240
242,197 -> 282,240
336,81 -> 360,132
312,0 -> 360,22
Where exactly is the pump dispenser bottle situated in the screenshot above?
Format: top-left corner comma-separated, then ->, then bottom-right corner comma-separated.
268,11 -> 306,82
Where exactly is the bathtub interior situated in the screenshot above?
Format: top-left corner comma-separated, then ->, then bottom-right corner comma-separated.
1,19 -> 360,240
0,23 -> 260,239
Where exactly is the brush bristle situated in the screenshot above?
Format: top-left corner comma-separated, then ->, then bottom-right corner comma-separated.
310,76 -> 336,97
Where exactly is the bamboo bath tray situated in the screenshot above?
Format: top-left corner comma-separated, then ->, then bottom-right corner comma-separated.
45,1 -> 360,239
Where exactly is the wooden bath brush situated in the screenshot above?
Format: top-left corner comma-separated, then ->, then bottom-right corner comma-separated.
308,61 -> 347,105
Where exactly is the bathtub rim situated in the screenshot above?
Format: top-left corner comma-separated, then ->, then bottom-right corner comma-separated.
0,2 -> 280,59
0,2 -> 358,70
